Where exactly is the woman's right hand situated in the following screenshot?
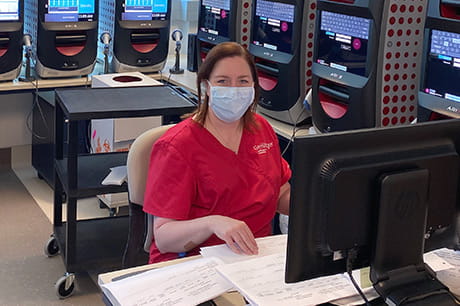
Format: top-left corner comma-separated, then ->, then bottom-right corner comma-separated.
208,216 -> 259,255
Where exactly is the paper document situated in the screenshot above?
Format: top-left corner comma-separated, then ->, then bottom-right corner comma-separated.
101,165 -> 127,186
216,252 -> 362,306
425,248 -> 460,296
100,257 -> 232,306
200,234 -> 287,264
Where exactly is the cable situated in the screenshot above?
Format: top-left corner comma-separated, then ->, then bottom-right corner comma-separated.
25,78 -> 49,140
347,248 -> 371,306
280,104 -> 310,157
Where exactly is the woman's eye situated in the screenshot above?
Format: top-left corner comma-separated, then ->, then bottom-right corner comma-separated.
240,79 -> 249,84
216,80 -> 227,85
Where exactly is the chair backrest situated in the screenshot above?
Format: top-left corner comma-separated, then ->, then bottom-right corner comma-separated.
123,124 -> 173,267
127,124 -> 173,206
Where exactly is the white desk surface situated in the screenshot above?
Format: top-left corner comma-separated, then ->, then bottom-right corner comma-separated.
98,255 -> 246,306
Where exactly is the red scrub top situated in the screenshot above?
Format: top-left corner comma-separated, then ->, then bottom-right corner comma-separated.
143,114 -> 291,263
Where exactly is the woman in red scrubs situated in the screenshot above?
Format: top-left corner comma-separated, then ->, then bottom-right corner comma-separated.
143,41 -> 291,264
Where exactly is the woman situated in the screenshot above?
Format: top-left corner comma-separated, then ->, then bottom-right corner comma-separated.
143,41 -> 291,264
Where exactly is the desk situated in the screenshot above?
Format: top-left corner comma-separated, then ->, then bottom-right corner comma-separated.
49,86 -> 196,298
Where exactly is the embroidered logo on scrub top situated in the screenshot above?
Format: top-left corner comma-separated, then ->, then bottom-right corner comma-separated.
253,142 -> 273,154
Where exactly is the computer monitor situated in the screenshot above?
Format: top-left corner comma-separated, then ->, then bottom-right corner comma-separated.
286,119 -> 460,304
120,0 -> 168,21
199,0 -> 231,41
0,0 -> 20,21
251,0 -> 296,55
43,0 -> 96,22
316,10 -> 371,77
419,29 -> 460,118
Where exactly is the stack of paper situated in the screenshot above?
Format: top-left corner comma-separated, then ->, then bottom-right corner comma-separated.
101,165 -> 127,186
100,257 -> 232,306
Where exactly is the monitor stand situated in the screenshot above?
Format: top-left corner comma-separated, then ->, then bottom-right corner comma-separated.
370,169 -> 458,305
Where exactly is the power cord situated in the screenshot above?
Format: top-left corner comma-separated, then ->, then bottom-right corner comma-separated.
347,248 -> 371,306
25,77 -> 49,140
280,105 -> 310,157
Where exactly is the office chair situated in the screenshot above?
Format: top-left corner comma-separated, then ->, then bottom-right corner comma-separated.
122,124 -> 174,268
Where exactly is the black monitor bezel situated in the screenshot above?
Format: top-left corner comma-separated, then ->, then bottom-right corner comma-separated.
311,1 -> 380,84
419,17 -> 460,119
315,10 -> 372,78
249,0 -> 302,64
197,0 -> 235,45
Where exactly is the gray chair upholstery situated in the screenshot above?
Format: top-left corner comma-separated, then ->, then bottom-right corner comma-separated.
122,124 -> 174,268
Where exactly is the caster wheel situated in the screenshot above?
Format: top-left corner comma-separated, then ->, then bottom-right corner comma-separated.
44,236 -> 59,257
55,273 -> 75,299
54,273 -> 75,299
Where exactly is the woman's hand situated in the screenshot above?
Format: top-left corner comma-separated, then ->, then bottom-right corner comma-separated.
209,216 -> 259,255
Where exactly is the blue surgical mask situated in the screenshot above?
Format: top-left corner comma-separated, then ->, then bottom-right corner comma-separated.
208,83 -> 255,123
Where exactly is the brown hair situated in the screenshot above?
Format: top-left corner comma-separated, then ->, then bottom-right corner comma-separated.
191,42 -> 260,130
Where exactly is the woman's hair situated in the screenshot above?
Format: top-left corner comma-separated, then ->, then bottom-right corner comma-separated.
191,41 -> 260,130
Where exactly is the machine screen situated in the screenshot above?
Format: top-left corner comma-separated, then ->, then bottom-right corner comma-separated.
44,0 -> 96,22
423,29 -> 460,104
0,0 -> 19,21
121,0 -> 168,21
316,11 -> 370,77
199,0 -> 231,38
252,0 -> 295,54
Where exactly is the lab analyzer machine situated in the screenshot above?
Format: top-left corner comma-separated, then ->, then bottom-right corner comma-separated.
249,0 -> 315,125
106,0 -> 171,73
24,0 -> 98,78
312,0 -> 426,132
418,0 -> 460,120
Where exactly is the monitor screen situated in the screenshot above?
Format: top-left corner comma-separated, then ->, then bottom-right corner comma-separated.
285,120 -> 460,302
199,0 -> 231,38
44,0 -> 96,22
422,29 -> 460,105
121,0 -> 168,21
316,11 -> 371,77
0,0 -> 19,21
251,0 -> 295,54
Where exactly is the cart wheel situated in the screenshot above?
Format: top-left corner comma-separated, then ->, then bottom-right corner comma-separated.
55,273 -> 75,299
44,236 -> 59,257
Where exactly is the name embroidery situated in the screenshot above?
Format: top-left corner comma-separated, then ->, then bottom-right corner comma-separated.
253,142 -> 273,155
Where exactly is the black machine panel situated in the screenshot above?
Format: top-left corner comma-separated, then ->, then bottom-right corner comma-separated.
0,0 -> 23,80
197,0 -> 233,45
316,11 -> 371,77
251,0 -> 295,55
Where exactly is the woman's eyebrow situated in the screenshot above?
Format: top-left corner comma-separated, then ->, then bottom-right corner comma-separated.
212,75 -> 251,79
